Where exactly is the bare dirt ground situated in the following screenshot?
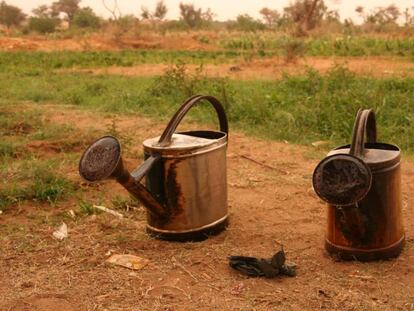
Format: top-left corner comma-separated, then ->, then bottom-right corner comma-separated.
0,104 -> 413,311
0,33 -> 215,52
77,56 -> 414,80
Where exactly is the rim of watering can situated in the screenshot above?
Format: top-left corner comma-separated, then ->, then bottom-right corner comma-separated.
143,130 -> 227,156
330,142 -> 400,172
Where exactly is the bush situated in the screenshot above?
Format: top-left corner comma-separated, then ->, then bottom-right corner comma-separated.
282,38 -> 306,63
149,62 -> 235,110
28,17 -> 57,34
229,14 -> 266,32
72,7 -> 100,29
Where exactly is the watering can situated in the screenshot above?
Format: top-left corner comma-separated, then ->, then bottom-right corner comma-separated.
312,109 -> 405,260
79,95 -> 229,241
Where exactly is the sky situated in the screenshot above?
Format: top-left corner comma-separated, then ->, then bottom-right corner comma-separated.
6,0 -> 414,23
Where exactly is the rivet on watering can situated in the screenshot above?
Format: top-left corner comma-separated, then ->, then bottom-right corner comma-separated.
312,109 -> 405,261
79,95 -> 229,242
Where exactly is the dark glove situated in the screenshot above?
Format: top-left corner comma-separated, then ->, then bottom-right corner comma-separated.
229,249 -> 296,278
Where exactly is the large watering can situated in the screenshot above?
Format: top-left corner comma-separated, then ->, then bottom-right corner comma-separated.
79,95 -> 229,241
312,109 -> 405,260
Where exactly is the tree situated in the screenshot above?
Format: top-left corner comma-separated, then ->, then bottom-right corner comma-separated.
179,3 -> 213,28
30,4 -> 59,34
32,5 -> 55,18
283,0 -> 327,32
234,14 -> 266,32
51,0 -> 80,25
259,7 -> 280,28
141,1 -> 168,21
378,5 -> 400,24
154,1 -> 167,20
403,7 -> 414,27
102,0 -> 121,20
325,9 -> 340,23
28,17 -> 57,33
0,1 -> 25,28
73,7 -> 100,28
141,6 -> 150,19
356,5 -> 400,27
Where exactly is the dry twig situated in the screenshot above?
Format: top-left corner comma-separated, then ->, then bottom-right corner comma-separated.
239,154 -> 289,175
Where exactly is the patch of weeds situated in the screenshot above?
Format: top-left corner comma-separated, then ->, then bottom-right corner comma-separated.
197,35 -> 210,44
32,175 -> 73,205
111,195 -> 140,212
149,62 -> 204,98
282,38 -> 306,64
105,118 -> 133,154
0,108 -> 43,136
148,62 -> 235,112
0,141 -> 18,158
78,200 -> 101,215
30,123 -> 74,141
0,185 -> 28,211
0,159 -> 75,209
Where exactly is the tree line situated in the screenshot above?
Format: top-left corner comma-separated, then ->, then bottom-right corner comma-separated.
0,0 -> 412,34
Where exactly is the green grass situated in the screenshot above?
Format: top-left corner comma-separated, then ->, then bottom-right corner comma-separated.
220,34 -> 414,57
1,60 -> 413,153
78,200 -> 101,215
1,36 -> 414,74
0,106 -> 92,210
0,50 -> 251,73
0,158 -> 75,210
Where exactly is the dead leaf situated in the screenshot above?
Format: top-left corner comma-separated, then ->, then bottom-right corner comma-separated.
53,222 -> 68,241
312,140 -> 329,147
107,254 -> 149,270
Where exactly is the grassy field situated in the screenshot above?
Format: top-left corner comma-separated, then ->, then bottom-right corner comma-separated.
2,35 -> 414,70
220,35 -> 414,57
2,50 -> 414,212
1,51 -> 413,151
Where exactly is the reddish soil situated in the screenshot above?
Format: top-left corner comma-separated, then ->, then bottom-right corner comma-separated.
1,104 -> 413,310
0,32 -> 216,52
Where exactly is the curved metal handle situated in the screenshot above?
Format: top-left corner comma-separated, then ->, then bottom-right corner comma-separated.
349,109 -> 377,158
157,95 -> 229,147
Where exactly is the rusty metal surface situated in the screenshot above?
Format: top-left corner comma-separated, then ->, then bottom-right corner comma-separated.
313,154 -> 372,206
79,136 -> 168,219
78,95 -> 229,241
313,108 -> 405,260
145,143 -> 228,232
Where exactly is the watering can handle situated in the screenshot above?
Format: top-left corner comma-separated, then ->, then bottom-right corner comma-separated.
157,95 -> 229,147
349,108 -> 377,158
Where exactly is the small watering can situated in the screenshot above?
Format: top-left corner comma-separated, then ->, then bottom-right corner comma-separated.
79,95 -> 229,241
313,109 -> 405,260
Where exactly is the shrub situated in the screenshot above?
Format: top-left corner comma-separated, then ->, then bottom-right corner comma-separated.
282,38 -> 306,63
230,14 -> 266,32
28,17 -> 57,33
72,7 -> 100,29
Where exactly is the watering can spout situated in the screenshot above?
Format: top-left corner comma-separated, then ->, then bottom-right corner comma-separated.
78,136 -> 168,219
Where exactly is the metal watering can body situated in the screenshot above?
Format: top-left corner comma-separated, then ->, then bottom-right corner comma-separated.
313,109 -> 405,260
79,95 -> 229,241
